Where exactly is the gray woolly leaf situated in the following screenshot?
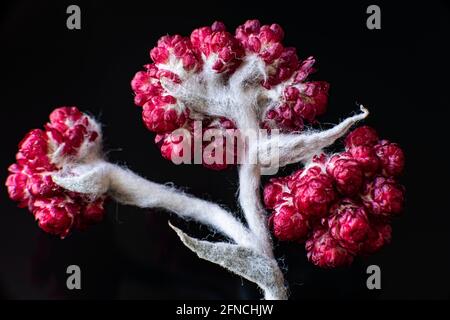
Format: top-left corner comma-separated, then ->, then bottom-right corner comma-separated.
169,222 -> 287,300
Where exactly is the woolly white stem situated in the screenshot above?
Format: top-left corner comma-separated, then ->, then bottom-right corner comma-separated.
238,163 -> 273,256
231,107 -> 275,257
258,106 -> 369,167
237,164 -> 289,300
53,160 -> 287,299
237,150 -> 286,297
109,164 -> 255,247
53,161 -> 253,248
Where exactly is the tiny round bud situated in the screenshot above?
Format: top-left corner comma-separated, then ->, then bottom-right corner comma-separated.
271,202 -> 310,242
360,221 -> 392,254
328,199 -> 371,253
374,140 -> 405,177
362,176 -> 405,217
349,145 -> 380,177
292,166 -> 336,218
345,126 -> 379,149
326,153 -> 363,196
306,228 -> 353,268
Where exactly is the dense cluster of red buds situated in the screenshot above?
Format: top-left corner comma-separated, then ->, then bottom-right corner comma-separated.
264,126 -> 405,267
131,19 -> 330,169
5,107 -> 105,238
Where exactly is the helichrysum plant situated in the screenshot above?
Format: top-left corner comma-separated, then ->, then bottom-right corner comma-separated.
6,20 -> 405,300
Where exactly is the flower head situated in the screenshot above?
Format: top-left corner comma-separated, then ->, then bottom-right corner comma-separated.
5,107 -> 106,238
263,126 -> 405,268
132,20 -> 330,168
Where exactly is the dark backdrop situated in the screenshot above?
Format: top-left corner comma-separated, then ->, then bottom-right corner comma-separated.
0,0 -> 449,300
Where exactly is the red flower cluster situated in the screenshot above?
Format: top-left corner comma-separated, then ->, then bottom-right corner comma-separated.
191,21 -> 245,74
5,107 -> 105,238
262,59 -> 329,132
263,126 -> 405,268
131,20 -> 329,169
235,20 -> 298,87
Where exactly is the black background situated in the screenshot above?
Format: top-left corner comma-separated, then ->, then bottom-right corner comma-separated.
0,0 -> 449,300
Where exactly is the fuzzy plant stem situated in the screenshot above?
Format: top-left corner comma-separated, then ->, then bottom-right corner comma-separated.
238,163 -> 273,256
53,160 -> 287,299
108,164 -> 255,246
234,109 -> 275,257
238,163 -> 288,300
55,161 -> 252,247
231,105 -> 288,299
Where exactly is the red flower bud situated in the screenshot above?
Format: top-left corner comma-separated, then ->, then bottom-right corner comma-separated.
345,126 -> 379,149
142,96 -> 188,133
293,166 -> 335,218
306,228 -> 353,268
263,176 -> 289,209
326,153 -> 363,196
151,35 -> 202,72
360,221 -> 392,254
32,196 -> 78,238
327,199 -> 370,253
271,202 -> 310,241
362,176 -> 405,217
294,56 -> 316,82
374,140 -> 405,177
263,81 -> 329,132
15,129 -> 53,171
75,197 -> 106,230
5,164 -> 30,207
191,22 -> 244,74
349,145 -> 380,177
236,19 -> 299,87
155,128 -> 193,162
